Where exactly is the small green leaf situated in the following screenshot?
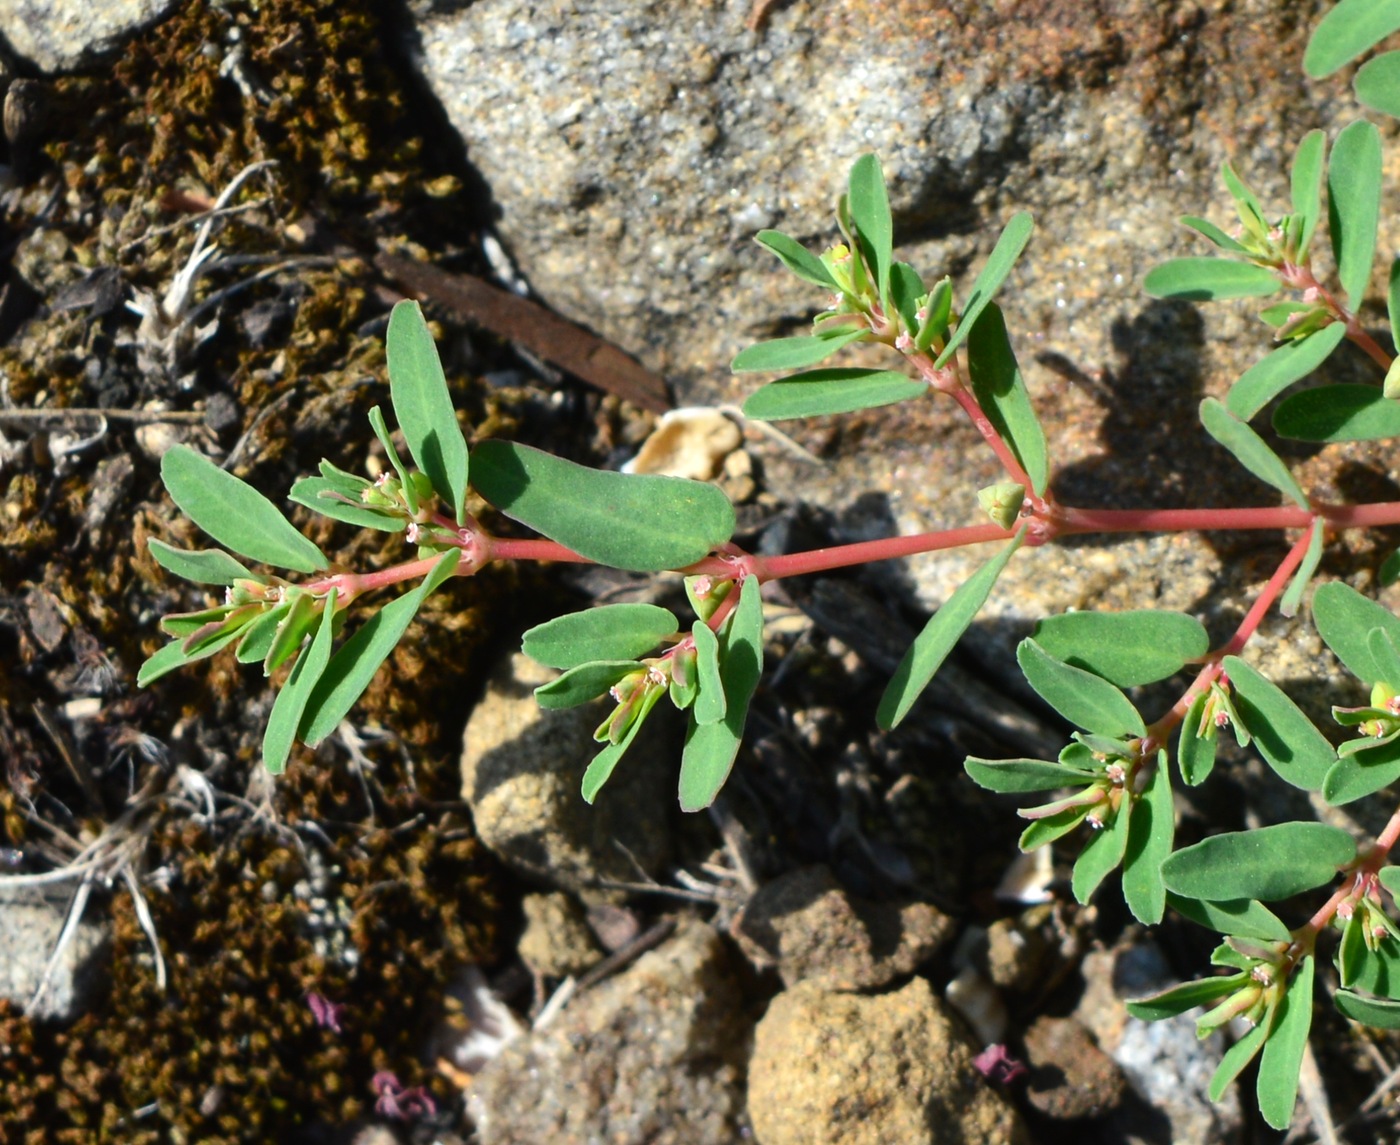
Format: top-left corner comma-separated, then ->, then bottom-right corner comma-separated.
263,590 -> 318,677
668,644 -> 698,710
147,540 -> 256,586
300,551 -> 459,746
137,626 -> 244,687
1032,609 -> 1209,688
533,661 -> 642,710
1166,892 -> 1291,942
288,476 -> 408,532
1142,258 -> 1280,302
964,756 -> 1097,793
1358,51 -> 1400,118
742,367 -> 926,420
522,604 -> 678,670
692,620 -> 726,726
1179,215 -> 1250,254
1199,398 -> 1308,508
1018,804 -> 1093,851
1291,130 -> 1327,260
1323,737 -> 1400,804
367,405 -> 417,515
915,277 -> 953,353
1313,581 -> 1400,683
1221,161 -> 1268,232
1223,656 -> 1336,791
1178,691 -> 1218,786
1209,1021 -> 1268,1103
160,445 -> 328,574
581,683 -> 664,803
685,575 -> 732,623
1122,756 -> 1174,924
731,329 -> 868,372
1305,0 -> 1400,77
1226,323 -> 1347,420
678,576 -> 763,811
888,261 -> 924,337
847,153 -> 893,308
387,300 -> 470,524
1161,822 -> 1356,902
966,302 -> 1049,496
878,531 -> 1024,729
1335,988 -> 1400,1029
935,211 -> 1034,368
262,590 -> 337,775
472,440 -> 735,573
755,230 -> 840,290
1275,384 -> 1400,443
1257,956 -> 1314,1131
236,603 -> 290,664
1280,519 -> 1326,619
1328,119 -> 1383,307
1126,975 -> 1245,1022
1071,796 -> 1132,904
1381,866 -> 1400,898
1016,639 -> 1146,738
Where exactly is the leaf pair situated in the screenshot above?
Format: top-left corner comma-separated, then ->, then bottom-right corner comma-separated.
1307,0 -> 1400,118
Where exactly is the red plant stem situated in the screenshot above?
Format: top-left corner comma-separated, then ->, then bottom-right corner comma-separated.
1218,519 -> 1319,657
756,522 -> 1013,580
945,384 -> 1034,490
1287,262 -> 1394,372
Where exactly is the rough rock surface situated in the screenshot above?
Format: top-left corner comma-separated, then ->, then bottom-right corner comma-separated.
0,886 -> 109,1022
518,892 -> 601,978
467,919 -> 749,1144
1021,1014 -> 1126,1121
0,0 -> 181,73
733,864 -> 953,989
460,652 -> 672,893
747,976 -> 1026,1145
410,0 -> 1391,694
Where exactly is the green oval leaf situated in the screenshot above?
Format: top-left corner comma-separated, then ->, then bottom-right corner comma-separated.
1305,0 -> 1400,78
888,261 -> 925,337
1209,1020 -> 1268,1104
742,367 -> 927,421
236,603 -> 291,664
1257,956 -> 1314,1131
137,625 -> 244,687
387,300 -> 471,524
966,302 -> 1049,496
1142,258 -> 1280,302
1329,119 -> 1383,307
582,683 -> 664,804
964,756 -> 1098,793
678,576 -> 763,812
522,603 -> 679,670
692,620 -> 726,726
160,445 -> 328,574
1313,581 -> 1400,683
1180,215 -> 1250,254
935,211 -> 1034,368
848,153 -> 893,306
1122,755 -> 1174,925
1178,691 -> 1218,787
1032,609 -> 1209,688
1126,974 -> 1245,1022
1291,129 -> 1327,260
1016,638 -> 1146,738
1161,822 -> 1356,902
1071,796 -> 1132,904
1200,398 -> 1308,508
1280,518 -> 1326,619
731,329 -> 868,373
915,277 -> 953,353
1274,384 -> 1400,442
472,440 -> 735,573
1323,737 -> 1400,804
1223,656 -> 1336,792
1357,50 -> 1400,118
288,476 -> 408,532
147,539 -> 256,586
1226,322 -> 1347,420
300,551 -> 460,746
754,230 -> 839,290
262,590 -> 337,775
1335,988 -> 1400,1029
1165,892 -> 1291,942
534,660 -> 642,710
878,531 -> 1024,729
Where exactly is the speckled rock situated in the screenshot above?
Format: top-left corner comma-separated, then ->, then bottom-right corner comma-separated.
459,652 -> 672,894
518,892 -> 601,978
984,906 -> 1054,993
747,976 -> 1026,1145
1076,942 -> 1244,1144
0,886 -> 109,1022
467,918 -> 750,1144
1021,1015 -> 1126,1120
0,0 -> 182,73
733,864 -> 953,989
411,0 -> 1396,697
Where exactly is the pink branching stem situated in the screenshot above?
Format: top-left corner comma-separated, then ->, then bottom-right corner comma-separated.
756,523 -> 1013,581
1218,519 -> 1319,657
1285,262 -> 1394,371
945,384 -> 1035,490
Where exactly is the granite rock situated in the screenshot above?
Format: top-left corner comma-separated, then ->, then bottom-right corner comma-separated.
1021,1014 -> 1126,1121
0,885 -> 109,1022
747,976 -> 1026,1145
518,892 -> 601,978
0,0 -> 182,73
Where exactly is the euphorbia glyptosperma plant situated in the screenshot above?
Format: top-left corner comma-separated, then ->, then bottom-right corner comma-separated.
141,5 -> 1400,1128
